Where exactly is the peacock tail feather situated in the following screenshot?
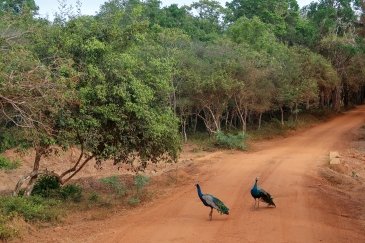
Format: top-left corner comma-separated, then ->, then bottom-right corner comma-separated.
213,197 -> 229,215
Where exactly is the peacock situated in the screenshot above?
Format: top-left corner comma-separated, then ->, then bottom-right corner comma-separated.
250,177 -> 276,208
195,184 -> 229,220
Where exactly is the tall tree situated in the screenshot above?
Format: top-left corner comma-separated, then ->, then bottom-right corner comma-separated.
226,0 -> 300,41
0,0 -> 38,15
303,0 -> 361,38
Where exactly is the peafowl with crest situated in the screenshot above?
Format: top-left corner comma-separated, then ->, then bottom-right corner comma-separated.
195,184 -> 229,220
250,177 -> 276,208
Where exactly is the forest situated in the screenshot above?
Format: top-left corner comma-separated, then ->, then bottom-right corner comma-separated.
1,0 -> 365,185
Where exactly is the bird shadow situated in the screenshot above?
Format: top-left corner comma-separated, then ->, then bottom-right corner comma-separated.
249,206 -> 276,212
204,217 -> 229,222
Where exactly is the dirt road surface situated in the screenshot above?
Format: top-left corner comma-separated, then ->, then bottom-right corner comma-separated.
23,106 -> 365,243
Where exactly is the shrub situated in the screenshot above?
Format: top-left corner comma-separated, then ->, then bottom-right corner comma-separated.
128,196 -> 141,206
88,192 -> 100,203
214,131 -> 245,150
32,175 -> 82,202
0,129 -> 30,153
0,214 -> 18,241
59,184 -> 82,202
0,155 -> 20,170
99,176 -> 126,196
134,174 -> 150,194
31,175 -> 61,198
0,130 -> 19,153
0,196 -> 60,222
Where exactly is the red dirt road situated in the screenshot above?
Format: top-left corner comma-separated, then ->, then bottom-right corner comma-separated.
24,106 -> 365,243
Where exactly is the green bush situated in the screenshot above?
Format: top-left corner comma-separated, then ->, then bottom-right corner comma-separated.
59,184 -> 82,202
127,196 -> 141,206
0,155 -> 20,170
99,176 -> 126,196
0,214 -> 18,241
0,196 -> 60,222
88,192 -> 100,203
134,174 -> 150,194
32,175 -> 82,202
0,131 -> 18,153
32,175 -> 61,198
0,129 -> 30,153
214,131 -> 245,150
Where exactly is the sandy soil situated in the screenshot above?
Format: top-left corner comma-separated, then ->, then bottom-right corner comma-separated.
10,106 -> 365,243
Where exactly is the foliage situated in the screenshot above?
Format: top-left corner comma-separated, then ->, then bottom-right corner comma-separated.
134,174 -> 150,194
99,176 -> 126,196
303,0 -> 360,38
0,0 -> 364,201
59,184 -> 82,202
128,196 -> 141,206
215,131 -> 246,150
0,155 -> 20,170
0,0 -> 38,15
88,192 -> 100,203
0,196 -> 60,222
0,214 -> 18,241
226,0 -> 300,40
31,175 -> 61,198
31,175 -> 82,202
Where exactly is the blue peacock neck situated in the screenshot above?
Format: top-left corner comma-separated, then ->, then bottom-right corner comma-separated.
252,180 -> 258,192
196,184 -> 203,198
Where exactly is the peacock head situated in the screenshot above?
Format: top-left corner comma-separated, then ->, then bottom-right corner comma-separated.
255,177 -> 259,182
195,183 -> 200,188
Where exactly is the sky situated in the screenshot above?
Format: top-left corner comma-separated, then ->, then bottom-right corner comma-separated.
34,0 -> 315,19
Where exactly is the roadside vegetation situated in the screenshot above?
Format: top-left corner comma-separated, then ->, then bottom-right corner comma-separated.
0,155 -> 20,170
1,0 -> 365,240
0,173 -> 152,240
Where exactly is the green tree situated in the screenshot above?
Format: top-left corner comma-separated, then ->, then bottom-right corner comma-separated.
0,0 -> 38,15
303,0 -> 361,38
226,0 -> 300,40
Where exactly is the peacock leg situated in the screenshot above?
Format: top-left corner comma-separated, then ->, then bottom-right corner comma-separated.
209,208 -> 213,220
258,200 -> 260,208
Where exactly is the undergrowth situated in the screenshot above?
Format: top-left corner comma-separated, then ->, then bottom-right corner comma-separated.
0,173 -> 153,240
215,131 -> 246,150
99,175 -> 126,197
0,155 -> 21,170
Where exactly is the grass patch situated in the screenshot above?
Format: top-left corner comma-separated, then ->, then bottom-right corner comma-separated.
215,131 -> 246,150
0,173 -> 158,241
248,113 -> 326,141
99,175 -> 126,197
134,174 -> 150,194
0,214 -> 18,241
127,196 -> 141,206
0,196 -> 61,222
88,192 -> 100,203
187,132 -> 217,152
0,195 -> 62,240
0,155 -> 20,170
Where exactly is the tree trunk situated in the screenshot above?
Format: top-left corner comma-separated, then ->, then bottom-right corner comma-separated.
280,106 -> 284,126
193,114 -> 198,134
182,118 -> 187,143
24,147 -> 43,196
61,155 -> 95,184
13,170 -> 61,196
295,103 -> 298,122
258,113 -> 262,130
224,111 -> 229,129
